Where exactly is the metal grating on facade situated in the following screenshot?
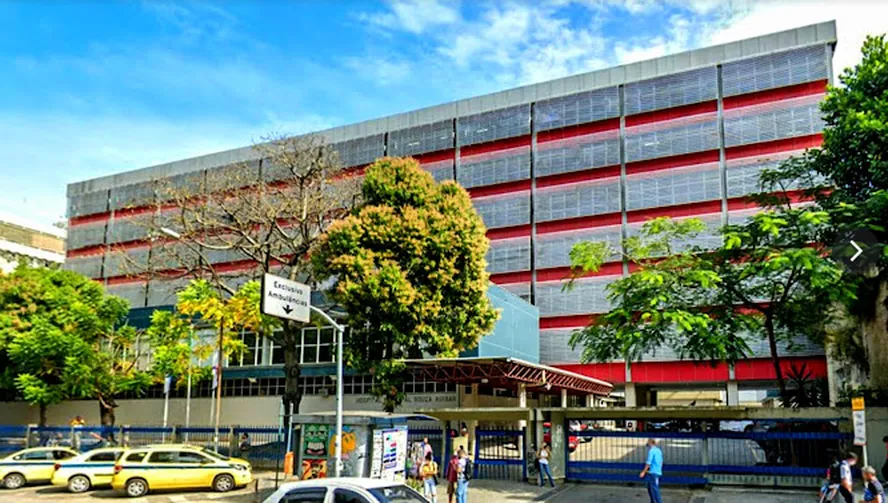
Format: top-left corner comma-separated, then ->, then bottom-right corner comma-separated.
624,67 -> 718,116
535,225 -> 623,270
722,45 -> 828,97
332,134 -> 386,167
420,159 -> 454,182
68,190 -> 109,219
486,236 -> 532,274
388,120 -> 453,157
625,162 -> 722,211
723,94 -> 824,147
535,178 -> 621,223
534,87 -> 620,132
457,104 -> 530,147
457,146 -> 530,188
624,113 -> 720,162
471,191 -> 531,229
535,130 -> 621,177
536,277 -> 614,317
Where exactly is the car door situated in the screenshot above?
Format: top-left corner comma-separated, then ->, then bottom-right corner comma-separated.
145,451 -> 179,489
175,450 -> 215,488
279,487 -> 328,503
14,450 -> 54,481
85,450 -> 121,485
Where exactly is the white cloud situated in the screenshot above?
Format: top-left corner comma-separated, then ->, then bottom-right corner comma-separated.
343,55 -> 413,86
360,0 -> 461,34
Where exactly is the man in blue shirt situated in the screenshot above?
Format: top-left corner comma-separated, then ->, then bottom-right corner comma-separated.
639,438 -> 663,503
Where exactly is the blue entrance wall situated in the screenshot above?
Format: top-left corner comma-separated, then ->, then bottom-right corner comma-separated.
459,283 -> 540,363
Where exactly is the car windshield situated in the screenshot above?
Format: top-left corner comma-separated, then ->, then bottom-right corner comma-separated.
369,485 -> 427,503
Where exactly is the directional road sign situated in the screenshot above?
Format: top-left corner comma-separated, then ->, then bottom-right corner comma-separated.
261,273 -> 310,323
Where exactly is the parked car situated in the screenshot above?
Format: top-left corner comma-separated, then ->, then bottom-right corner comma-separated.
51,447 -> 126,493
111,445 -> 252,497
263,477 -> 427,503
0,447 -> 78,489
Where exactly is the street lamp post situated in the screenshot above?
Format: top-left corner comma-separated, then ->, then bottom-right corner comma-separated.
307,305 -> 345,477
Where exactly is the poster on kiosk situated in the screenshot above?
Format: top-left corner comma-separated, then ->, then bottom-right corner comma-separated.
371,427 -> 408,482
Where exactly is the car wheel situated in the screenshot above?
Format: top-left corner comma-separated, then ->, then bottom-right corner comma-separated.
68,475 -> 91,493
213,473 -> 235,493
3,473 -> 26,489
125,478 -> 149,498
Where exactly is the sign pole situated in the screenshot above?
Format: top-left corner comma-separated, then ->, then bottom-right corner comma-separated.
335,323 -> 344,477
852,397 -> 867,466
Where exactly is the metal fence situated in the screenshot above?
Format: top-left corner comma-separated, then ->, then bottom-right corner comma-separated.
473,427 -> 526,481
566,420 -> 851,488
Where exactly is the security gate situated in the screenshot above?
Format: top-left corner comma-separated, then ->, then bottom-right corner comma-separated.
473,427 -> 526,481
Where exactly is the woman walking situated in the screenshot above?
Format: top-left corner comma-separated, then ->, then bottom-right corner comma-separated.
420,452 -> 439,502
537,442 -> 555,487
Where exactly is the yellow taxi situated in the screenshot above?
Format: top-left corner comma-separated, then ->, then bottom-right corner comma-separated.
0,447 -> 78,489
111,446 -> 253,497
51,447 -> 127,493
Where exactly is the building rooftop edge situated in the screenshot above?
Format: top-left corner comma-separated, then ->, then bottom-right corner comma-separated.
68,20 -> 836,196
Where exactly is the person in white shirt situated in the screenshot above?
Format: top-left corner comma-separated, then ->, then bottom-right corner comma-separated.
537,442 -> 555,487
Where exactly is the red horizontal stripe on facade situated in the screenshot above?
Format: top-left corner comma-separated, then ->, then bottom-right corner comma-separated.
536,213 -> 622,235
536,261 -> 623,282
459,135 -> 531,157
486,225 -> 531,240
627,199 -> 723,223
726,190 -> 811,211
536,118 -> 620,143
734,356 -> 827,381
725,134 -> 822,159
536,165 -> 621,188
114,206 -> 155,219
723,80 -> 828,110
69,212 -> 111,227
626,150 -> 720,176
625,101 -> 718,127
540,314 -> 598,330
106,276 -> 146,286
489,271 -> 532,284
67,245 -> 105,258
468,179 -> 532,198
414,149 -> 455,164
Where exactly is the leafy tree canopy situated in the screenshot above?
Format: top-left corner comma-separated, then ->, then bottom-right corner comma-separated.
313,157 -> 498,411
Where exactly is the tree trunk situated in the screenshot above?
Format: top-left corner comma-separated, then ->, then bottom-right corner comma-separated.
99,399 -> 116,427
281,324 -> 303,419
765,315 -> 788,403
39,404 -> 47,427
863,278 -> 888,389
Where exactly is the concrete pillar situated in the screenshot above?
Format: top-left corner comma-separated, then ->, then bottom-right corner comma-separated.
560,389 -> 568,408
726,380 -> 740,406
518,383 -> 527,408
625,383 -> 638,407
585,394 -> 595,408
548,409 -> 567,481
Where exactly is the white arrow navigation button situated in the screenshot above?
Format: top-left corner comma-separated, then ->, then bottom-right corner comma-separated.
850,240 -> 863,262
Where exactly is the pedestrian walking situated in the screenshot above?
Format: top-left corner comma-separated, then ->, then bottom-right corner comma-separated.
445,452 -> 459,503
838,452 -> 858,503
456,448 -> 471,503
639,438 -> 663,503
863,465 -> 885,502
239,433 -> 251,454
420,452 -> 439,502
422,436 -> 434,460
537,442 -> 555,487
69,415 -> 85,451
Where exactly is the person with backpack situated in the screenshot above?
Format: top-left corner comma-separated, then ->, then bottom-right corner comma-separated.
456,448 -> 472,503
420,452 -> 439,502
863,465 -> 885,502
445,452 -> 459,503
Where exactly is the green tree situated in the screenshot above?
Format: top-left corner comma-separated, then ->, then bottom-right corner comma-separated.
569,210 -> 853,402
762,35 -> 888,387
313,157 -> 499,412
0,264 -> 151,426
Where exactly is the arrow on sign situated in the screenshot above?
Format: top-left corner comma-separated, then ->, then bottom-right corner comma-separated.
850,240 -> 863,262
283,305 -> 293,314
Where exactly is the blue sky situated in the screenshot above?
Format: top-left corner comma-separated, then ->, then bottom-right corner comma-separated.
0,1 -> 882,227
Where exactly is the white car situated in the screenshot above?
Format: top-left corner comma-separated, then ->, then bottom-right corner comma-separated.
262,478 -> 427,503
51,447 -> 126,493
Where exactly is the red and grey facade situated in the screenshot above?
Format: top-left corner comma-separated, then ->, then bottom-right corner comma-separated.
65,22 -> 837,403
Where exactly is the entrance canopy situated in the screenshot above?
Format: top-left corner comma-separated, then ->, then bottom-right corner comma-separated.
406,357 -> 613,396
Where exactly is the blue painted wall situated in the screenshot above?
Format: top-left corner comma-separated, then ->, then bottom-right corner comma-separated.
459,283 -> 540,363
